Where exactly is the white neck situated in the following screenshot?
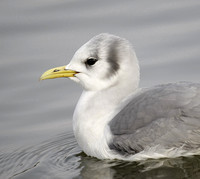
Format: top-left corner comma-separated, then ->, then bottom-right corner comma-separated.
73,54 -> 140,159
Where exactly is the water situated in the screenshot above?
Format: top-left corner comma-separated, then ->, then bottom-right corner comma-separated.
0,0 -> 200,178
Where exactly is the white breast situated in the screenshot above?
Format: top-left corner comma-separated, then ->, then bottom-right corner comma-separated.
72,90 -> 123,159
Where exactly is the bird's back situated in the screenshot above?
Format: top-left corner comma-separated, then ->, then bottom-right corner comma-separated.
109,82 -> 200,158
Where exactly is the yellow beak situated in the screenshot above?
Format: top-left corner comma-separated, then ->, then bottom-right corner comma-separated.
40,65 -> 78,80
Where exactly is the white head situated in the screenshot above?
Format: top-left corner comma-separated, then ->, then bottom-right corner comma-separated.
41,33 -> 140,93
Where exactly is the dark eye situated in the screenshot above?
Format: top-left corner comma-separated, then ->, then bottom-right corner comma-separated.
86,58 -> 98,66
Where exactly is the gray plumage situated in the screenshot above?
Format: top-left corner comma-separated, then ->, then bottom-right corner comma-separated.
105,39 -> 120,77
109,82 -> 200,155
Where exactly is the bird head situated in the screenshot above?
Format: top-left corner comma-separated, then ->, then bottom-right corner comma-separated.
40,33 -> 140,91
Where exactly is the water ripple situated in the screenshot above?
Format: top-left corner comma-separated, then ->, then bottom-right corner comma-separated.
0,131 -> 82,179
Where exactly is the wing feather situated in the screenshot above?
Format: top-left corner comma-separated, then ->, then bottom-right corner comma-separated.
109,82 -> 200,155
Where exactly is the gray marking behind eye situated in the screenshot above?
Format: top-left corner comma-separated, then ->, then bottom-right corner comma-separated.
105,40 -> 120,78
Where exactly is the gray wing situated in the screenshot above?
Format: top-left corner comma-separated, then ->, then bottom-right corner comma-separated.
109,82 -> 200,155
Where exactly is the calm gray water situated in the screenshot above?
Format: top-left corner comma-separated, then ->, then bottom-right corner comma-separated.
1,0 -> 200,178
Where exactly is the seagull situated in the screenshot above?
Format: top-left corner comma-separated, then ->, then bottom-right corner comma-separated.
40,33 -> 200,161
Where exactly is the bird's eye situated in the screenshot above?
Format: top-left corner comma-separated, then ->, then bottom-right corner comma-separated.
86,58 -> 98,66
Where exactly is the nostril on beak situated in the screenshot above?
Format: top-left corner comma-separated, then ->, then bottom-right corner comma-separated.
53,69 -> 60,72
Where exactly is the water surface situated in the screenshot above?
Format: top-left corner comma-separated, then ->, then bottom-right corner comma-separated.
1,0 -> 200,178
